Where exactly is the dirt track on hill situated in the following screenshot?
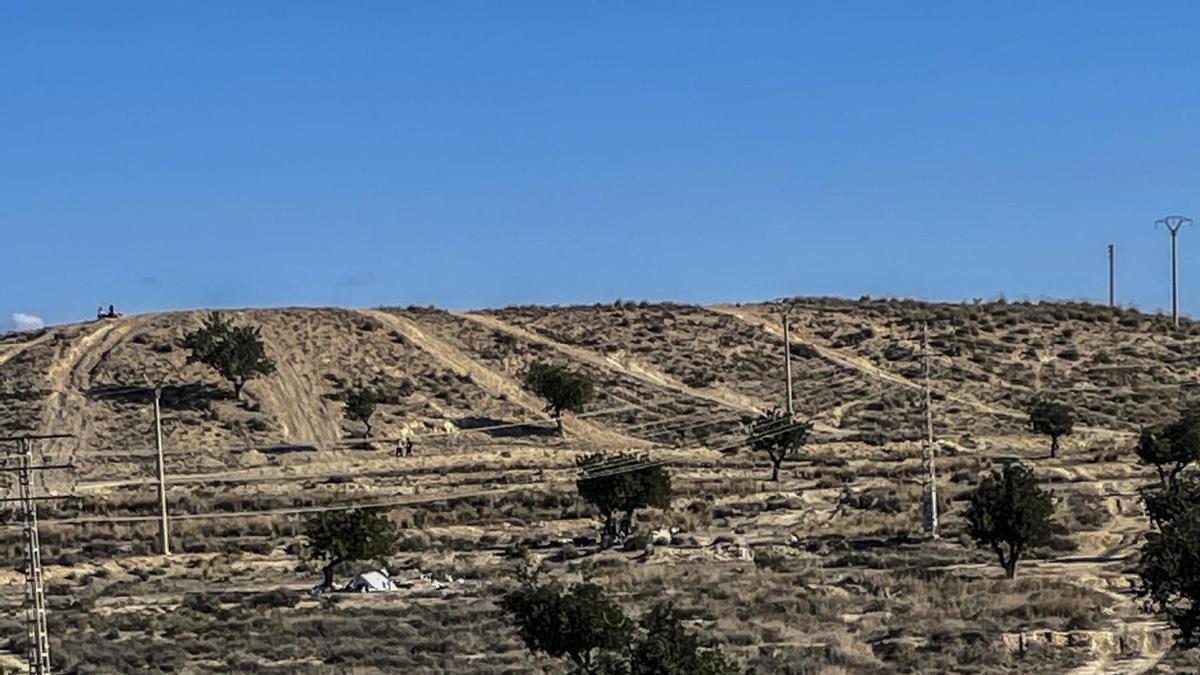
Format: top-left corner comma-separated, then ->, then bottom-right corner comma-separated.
712,304 -> 1136,444
255,319 -> 342,444
0,331 -> 54,371
39,319 -> 138,462
362,309 -> 643,446
4,298 -> 1193,673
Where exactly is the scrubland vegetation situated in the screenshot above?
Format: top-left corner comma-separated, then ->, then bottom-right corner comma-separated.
0,297 -> 1197,672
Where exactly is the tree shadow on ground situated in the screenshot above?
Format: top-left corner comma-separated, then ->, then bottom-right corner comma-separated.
453,416 -> 557,438
87,383 -> 231,411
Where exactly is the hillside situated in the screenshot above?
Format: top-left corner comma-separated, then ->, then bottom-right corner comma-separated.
0,297 -> 1195,673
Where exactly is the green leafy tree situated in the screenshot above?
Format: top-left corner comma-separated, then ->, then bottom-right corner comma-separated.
344,386 -> 378,438
1142,477 -> 1200,529
303,509 -> 399,592
1135,409 -> 1200,644
1027,398 -> 1074,458
1136,407 -> 1200,486
964,463 -> 1055,579
501,583 -> 743,675
500,581 -> 632,673
576,453 -> 671,547
744,408 -> 813,481
1136,490 -> 1200,646
524,361 -> 594,435
182,311 -> 276,399
629,604 -> 740,675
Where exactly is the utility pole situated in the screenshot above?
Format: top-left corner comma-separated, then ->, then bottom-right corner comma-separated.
1,433 -> 75,675
91,384 -> 172,555
782,312 -> 795,418
1107,244 -> 1115,308
1157,216 -> 1192,328
154,387 -> 170,556
921,323 -> 939,538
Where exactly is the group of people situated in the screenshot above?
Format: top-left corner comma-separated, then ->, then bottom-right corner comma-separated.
395,437 -> 415,458
96,304 -> 121,320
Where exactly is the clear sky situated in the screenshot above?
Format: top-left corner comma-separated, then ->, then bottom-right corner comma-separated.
3,3 -> 1200,330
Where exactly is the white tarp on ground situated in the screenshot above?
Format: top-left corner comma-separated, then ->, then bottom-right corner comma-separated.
343,570 -> 396,593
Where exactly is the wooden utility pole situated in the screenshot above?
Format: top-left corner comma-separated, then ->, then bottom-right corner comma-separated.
782,312 -> 794,417
1107,244 -> 1115,308
92,383 -> 173,555
1,433 -> 75,675
921,323 -> 939,538
154,387 -> 170,556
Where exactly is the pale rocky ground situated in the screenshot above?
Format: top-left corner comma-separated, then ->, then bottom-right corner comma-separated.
0,297 -> 1195,673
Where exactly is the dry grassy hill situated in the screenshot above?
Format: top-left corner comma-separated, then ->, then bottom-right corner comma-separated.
0,297 -> 1196,673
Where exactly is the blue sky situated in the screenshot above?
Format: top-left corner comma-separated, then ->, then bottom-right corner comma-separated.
3,3 -> 1200,329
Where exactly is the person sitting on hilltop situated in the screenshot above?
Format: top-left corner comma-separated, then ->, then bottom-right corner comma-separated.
97,306 -> 106,320
106,304 -> 121,318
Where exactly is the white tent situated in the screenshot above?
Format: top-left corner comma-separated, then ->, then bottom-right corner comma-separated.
343,569 -> 396,593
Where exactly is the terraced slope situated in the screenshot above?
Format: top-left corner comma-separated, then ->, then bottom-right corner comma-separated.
0,297 -> 1194,673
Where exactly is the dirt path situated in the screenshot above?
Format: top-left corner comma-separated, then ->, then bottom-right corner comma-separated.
1063,628 -> 1169,675
0,330 -> 54,371
462,312 -> 853,438
712,305 -> 1017,411
365,310 -> 645,446
1037,464 -> 1166,674
28,319 -> 139,495
255,326 -> 341,445
710,305 -> 1132,443
40,319 -> 137,447
463,312 -> 767,413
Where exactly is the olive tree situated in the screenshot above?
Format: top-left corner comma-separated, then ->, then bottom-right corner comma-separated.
343,386 -> 378,438
524,361 -> 594,435
576,452 -> 671,547
182,311 -> 276,399
630,604 -> 740,675
743,408 -> 813,481
500,581 -> 631,673
303,509 -> 398,593
500,582 -> 742,675
964,463 -> 1055,579
1136,483 -> 1200,646
1135,407 -> 1200,643
1136,407 -> 1200,486
1027,398 -> 1074,458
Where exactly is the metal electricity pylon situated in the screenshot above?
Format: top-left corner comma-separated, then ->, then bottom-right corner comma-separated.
0,434 -> 75,675
1156,216 -> 1192,328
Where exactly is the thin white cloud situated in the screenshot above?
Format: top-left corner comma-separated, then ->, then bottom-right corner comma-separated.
12,313 -> 45,331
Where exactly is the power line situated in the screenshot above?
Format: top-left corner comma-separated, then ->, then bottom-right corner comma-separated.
578,460 -> 670,482
707,418 -> 813,455
72,410 -> 750,490
635,414 -> 745,440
